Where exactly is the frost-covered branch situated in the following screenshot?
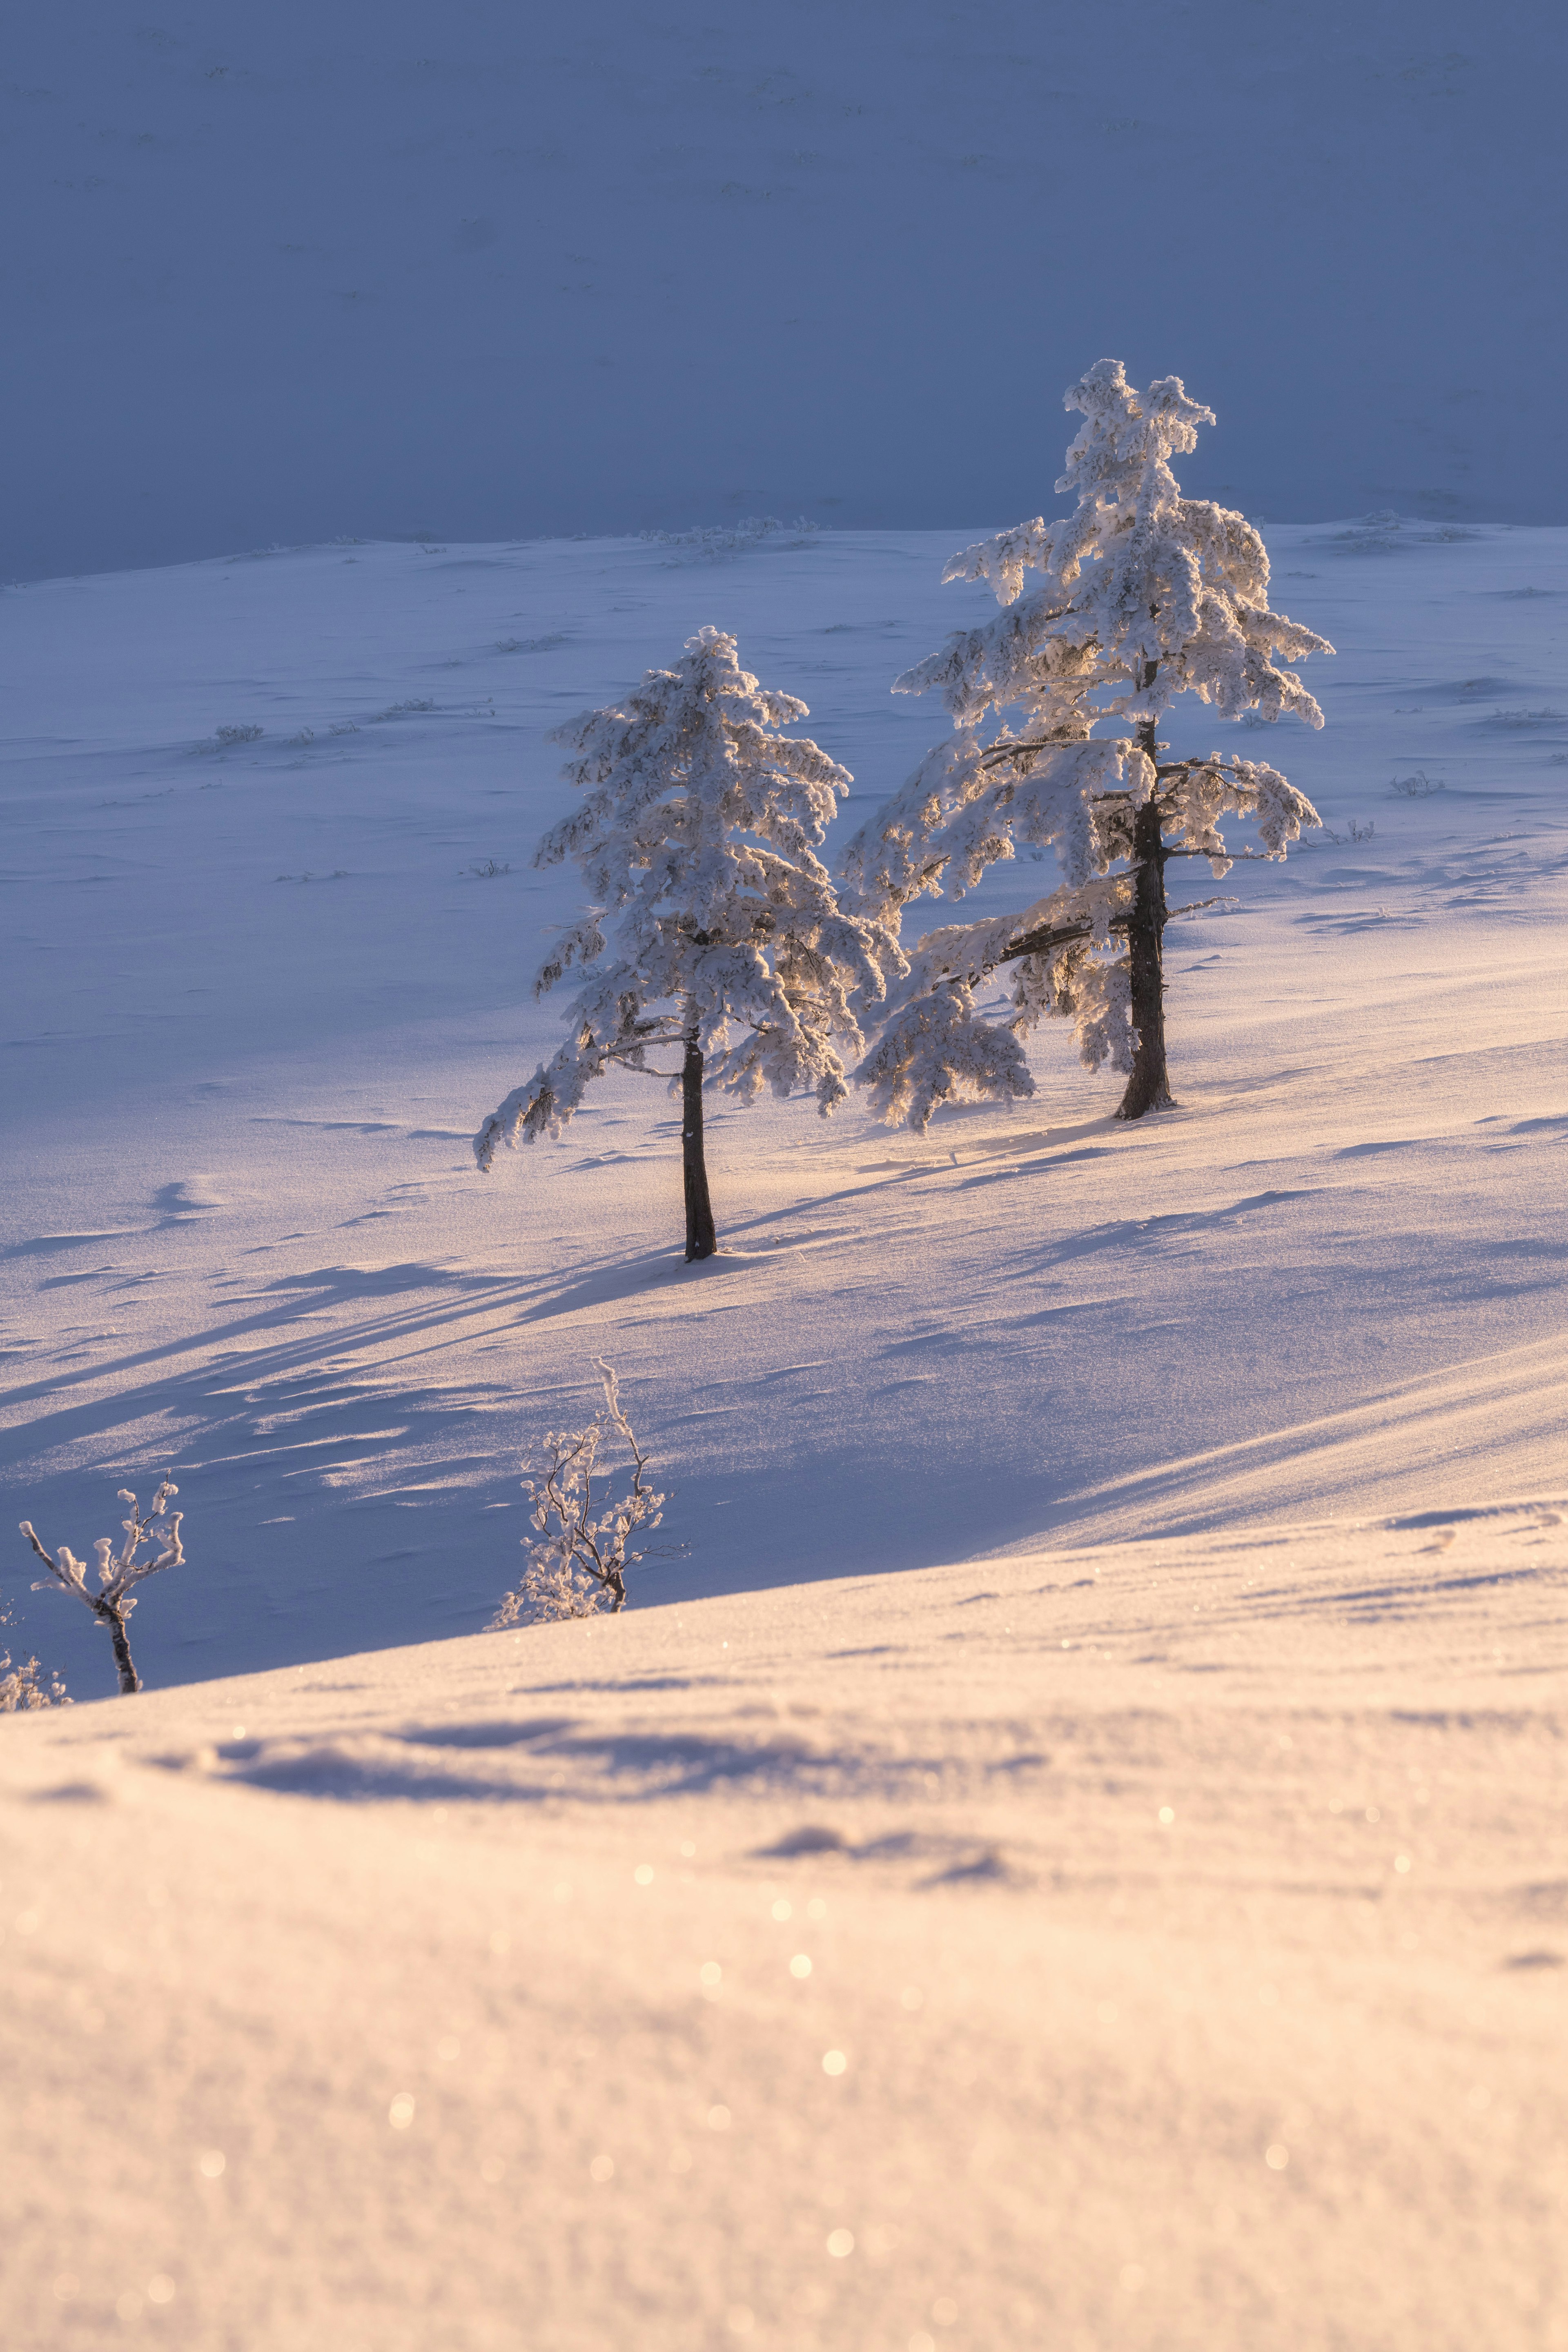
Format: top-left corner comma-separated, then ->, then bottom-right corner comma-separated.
492,1361 -> 665,1623
20,1477 -> 184,1695
0,1596 -> 69,1711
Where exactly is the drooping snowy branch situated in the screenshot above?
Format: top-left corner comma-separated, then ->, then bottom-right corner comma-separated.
854,988 -> 1036,1133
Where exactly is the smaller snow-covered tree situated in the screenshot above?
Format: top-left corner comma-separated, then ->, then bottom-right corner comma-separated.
20,1477 -> 184,1695
474,628 -> 902,1258
844,360 -> 1331,1128
492,1361 -> 663,1624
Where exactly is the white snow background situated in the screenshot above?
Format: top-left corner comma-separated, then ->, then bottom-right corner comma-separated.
3,519 -> 1566,2347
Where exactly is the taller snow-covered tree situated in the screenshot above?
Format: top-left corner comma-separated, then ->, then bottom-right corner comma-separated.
474,628 -> 901,1257
842,361 -> 1332,1129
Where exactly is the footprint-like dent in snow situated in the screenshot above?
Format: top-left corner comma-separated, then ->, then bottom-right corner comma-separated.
400,1717 -> 576,1750
760,1824 -> 847,1857
154,1179 -> 228,1219
0,1231 -> 141,1259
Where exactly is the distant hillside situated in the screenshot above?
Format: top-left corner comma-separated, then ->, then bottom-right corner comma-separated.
4,1 -> 1566,578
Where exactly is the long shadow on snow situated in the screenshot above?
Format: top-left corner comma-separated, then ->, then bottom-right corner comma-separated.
0,1261 -> 524,1417
15,1159 -> 1557,1692
1018,1187 -> 1318,1266
0,1240 -> 700,1450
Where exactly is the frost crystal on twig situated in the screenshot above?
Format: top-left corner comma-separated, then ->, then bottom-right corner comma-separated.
20,1477 -> 185,1696
492,1363 -> 665,1625
0,1599 -> 69,1711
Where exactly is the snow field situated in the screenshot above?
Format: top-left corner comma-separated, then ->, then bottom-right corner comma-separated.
2,521 -> 1566,1690
2,1505 -> 1565,2349
2,517 -> 1566,2346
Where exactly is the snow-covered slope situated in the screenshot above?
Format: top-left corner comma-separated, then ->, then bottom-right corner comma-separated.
2,519 -> 1567,1694
3,519 -> 1567,2349
6,4 -> 1568,577
4,1508 -> 1566,2350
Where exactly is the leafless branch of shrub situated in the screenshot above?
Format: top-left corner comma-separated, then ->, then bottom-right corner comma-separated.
19,1478 -> 184,1695
1390,770 -> 1444,797
0,1598 -> 69,1711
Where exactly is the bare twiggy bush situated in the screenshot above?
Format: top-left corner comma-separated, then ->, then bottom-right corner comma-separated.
0,1601 -> 69,1711
492,1362 -> 664,1625
1317,817 -> 1376,844
20,1477 -> 185,1695
1390,770 -> 1444,797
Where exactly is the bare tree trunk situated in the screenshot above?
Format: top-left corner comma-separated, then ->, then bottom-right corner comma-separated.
104,1607 -> 142,1694
1117,708 -> 1176,1121
681,1010 -> 717,1261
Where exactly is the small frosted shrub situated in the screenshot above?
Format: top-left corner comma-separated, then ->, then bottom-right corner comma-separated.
20,1477 -> 185,1695
0,1602 -> 69,1711
492,1363 -> 663,1625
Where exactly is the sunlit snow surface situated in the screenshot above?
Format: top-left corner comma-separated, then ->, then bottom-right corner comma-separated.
2,523 -> 1567,2345
3,1515 -> 1567,2347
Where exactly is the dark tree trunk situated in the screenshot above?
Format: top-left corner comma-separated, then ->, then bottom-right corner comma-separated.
104,1607 -> 142,1695
1117,713 -> 1176,1121
681,1013 -> 717,1261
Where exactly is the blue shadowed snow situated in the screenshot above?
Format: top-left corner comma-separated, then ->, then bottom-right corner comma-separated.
4,2 -> 1566,580
2,521 -> 1566,1692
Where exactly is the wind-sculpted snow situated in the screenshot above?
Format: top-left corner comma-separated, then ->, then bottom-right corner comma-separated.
3,1513 -> 1566,2347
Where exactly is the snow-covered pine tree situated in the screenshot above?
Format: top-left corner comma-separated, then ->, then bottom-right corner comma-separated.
474,628 -> 902,1256
842,361 -> 1332,1128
